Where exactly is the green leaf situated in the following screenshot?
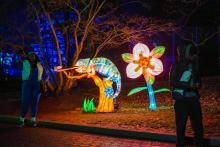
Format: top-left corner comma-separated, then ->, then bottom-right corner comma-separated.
127,87 -> 147,96
88,100 -> 92,112
83,98 -> 96,113
88,99 -> 95,112
155,46 -> 165,54
151,46 -> 165,58
121,53 -> 133,63
148,77 -> 154,85
154,88 -> 170,93
90,99 -> 95,112
83,98 -> 88,112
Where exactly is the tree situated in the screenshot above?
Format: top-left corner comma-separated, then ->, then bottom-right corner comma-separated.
162,0 -> 220,47
0,0 -> 178,95
0,0 -> 37,50
29,0 -> 178,95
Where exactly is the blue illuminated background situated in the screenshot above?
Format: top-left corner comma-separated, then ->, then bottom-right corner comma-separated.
0,12 -> 76,79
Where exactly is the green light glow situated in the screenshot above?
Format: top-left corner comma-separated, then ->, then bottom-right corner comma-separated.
148,77 -> 154,85
127,87 -> 147,96
121,53 -> 133,63
128,87 -> 170,96
153,46 -> 165,55
83,98 -> 95,113
154,88 -> 170,93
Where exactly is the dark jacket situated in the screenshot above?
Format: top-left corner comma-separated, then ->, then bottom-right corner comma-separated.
170,61 -> 201,100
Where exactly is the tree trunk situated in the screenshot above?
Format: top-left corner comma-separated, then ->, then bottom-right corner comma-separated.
46,13 -> 63,96
33,4 -> 57,93
91,75 -> 114,112
38,0 -> 63,96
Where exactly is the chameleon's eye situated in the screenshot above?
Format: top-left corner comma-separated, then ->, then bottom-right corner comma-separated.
75,67 -> 83,73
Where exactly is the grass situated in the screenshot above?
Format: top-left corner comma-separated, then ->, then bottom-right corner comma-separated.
0,76 -> 219,138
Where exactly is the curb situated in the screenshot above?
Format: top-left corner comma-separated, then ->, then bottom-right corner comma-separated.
0,115 -> 220,146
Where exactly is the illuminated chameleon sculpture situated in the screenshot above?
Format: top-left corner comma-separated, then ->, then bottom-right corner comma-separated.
122,43 -> 170,110
55,57 -> 121,113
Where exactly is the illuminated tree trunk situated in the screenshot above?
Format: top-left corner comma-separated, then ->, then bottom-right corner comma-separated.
32,4 -> 57,93
91,75 -> 114,112
63,30 -> 77,91
39,0 -> 63,96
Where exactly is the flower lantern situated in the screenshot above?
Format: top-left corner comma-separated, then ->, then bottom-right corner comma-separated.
122,43 -> 169,110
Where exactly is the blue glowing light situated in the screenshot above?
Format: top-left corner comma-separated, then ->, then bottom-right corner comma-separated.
104,87 -> 114,98
31,12 -> 76,72
147,83 -> 157,110
0,52 -> 21,77
0,12 -> 77,78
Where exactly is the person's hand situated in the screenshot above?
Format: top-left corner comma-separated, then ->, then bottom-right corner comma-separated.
190,80 -> 198,89
195,82 -> 202,89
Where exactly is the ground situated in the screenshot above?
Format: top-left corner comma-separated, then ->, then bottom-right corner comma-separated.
0,124 -> 176,147
0,76 -> 219,139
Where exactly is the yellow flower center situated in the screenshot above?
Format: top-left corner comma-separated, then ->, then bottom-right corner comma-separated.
134,54 -> 154,72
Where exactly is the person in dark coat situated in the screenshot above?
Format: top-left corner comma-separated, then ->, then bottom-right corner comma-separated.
170,43 -> 205,147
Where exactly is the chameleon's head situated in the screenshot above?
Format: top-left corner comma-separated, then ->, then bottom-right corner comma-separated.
75,58 -> 90,73
75,58 -> 95,77
75,66 -> 87,73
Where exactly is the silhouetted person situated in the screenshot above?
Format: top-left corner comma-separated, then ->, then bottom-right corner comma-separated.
14,50 -> 43,127
170,43 -> 205,147
218,57 -> 220,97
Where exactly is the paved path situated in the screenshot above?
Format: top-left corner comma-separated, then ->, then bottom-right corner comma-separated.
0,124 -> 175,147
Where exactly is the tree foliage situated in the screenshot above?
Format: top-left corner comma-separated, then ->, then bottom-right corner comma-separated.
28,0 -> 177,94
162,0 -> 220,46
4,0 -> 218,95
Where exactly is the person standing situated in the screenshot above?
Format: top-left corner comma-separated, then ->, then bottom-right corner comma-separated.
14,50 -> 43,127
170,43 -> 205,147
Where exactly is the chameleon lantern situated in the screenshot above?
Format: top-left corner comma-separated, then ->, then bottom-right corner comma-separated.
55,57 -> 121,113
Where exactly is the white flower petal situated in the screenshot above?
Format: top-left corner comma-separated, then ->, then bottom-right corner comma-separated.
148,58 -> 163,76
133,43 -> 150,60
126,63 -> 143,79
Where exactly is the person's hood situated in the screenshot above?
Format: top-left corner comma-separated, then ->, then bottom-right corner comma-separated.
27,52 -> 39,62
177,43 -> 197,61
